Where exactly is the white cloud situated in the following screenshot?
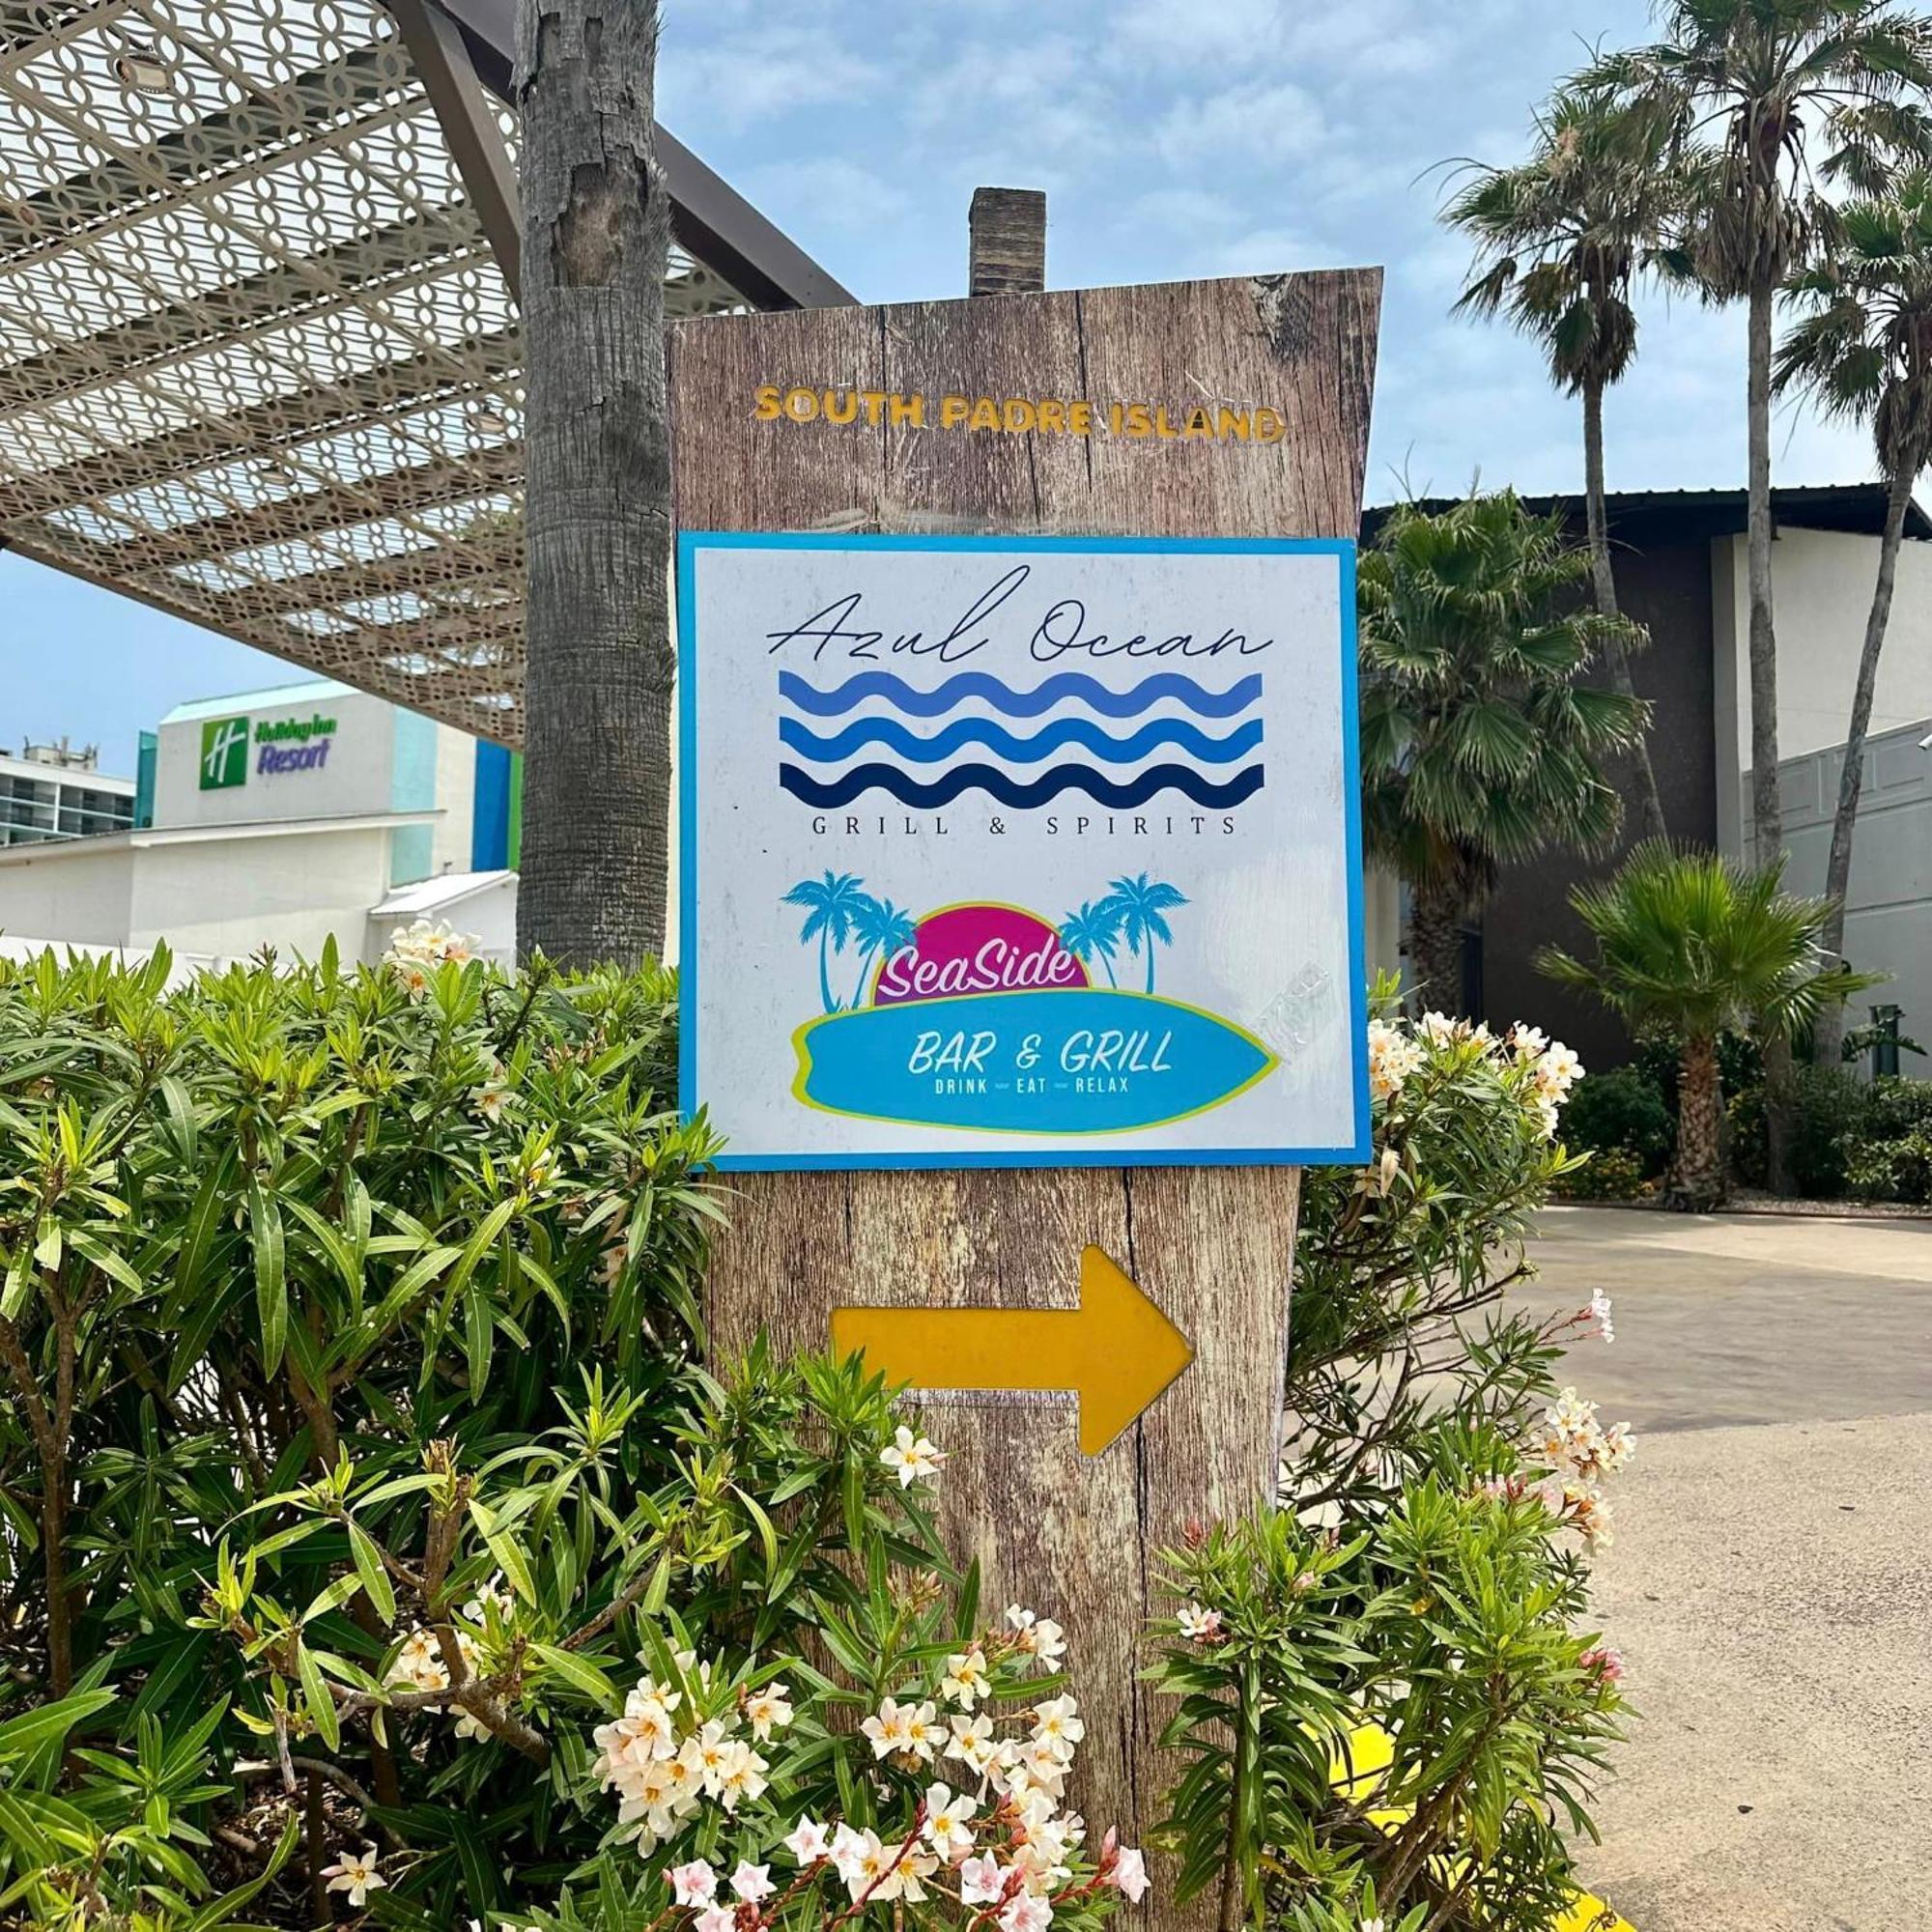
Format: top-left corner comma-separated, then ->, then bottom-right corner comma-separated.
1115,0 -> 1285,67
660,25 -> 887,129
735,156 -> 910,234
1154,78 -> 1327,168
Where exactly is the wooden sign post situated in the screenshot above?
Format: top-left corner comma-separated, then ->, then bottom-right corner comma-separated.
668,252 -> 1380,1890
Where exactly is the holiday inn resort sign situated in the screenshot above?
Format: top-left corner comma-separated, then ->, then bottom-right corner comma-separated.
678,531 -> 1370,1170
199,711 -> 340,790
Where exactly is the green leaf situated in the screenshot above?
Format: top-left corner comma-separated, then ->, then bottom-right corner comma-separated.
297,1643 -> 340,1752
346,1522 -> 397,1628
246,1181 -> 286,1377
529,1642 -> 617,1707
0,1687 -> 116,1763
467,1498 -> 537,1606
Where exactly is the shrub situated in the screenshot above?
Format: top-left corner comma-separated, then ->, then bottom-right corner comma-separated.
0,944 -> 1148,1932
1727,1065 -> 1866,1197
1552,1146 -> 1653,1201
1558,1063 -> 1674,1178
1186,993 -> 1638,1929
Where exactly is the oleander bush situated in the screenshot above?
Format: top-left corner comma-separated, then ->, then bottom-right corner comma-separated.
1730,1069 -> 1932,1203
0,943 -> 1149,1932
1170,994 -> 1635,1929
0,949 -> 1633,1932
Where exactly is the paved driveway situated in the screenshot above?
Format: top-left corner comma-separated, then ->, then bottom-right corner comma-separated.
1523,1208 -> 1932,1932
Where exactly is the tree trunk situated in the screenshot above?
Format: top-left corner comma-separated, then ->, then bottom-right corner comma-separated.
1670,1034 -> 1725,1210
1583,375 -> 1667,844
1745,275 -> 1782,864
1406,876 -> 1465,1016
514,0 -> 672,969
1811,466 -> 1914,1068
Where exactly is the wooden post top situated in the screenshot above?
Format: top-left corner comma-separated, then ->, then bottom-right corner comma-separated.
969,185 -> 1046,298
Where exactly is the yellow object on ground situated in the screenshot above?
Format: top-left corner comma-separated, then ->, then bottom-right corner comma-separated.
1333,1722 -> 1634,1932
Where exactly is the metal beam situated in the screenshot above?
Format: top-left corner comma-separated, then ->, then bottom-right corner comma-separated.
401,0 -> 858,312
0,207 -> 485,412
0,43 -> 409,265
388,0 -> 522,303
0,328 -> 522,523
92,440 -> 524,574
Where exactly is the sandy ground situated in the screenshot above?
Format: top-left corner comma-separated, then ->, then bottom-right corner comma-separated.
1521,1208 -> 1932,1932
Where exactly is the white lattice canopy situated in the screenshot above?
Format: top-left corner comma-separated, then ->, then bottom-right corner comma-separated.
0,0 -> 841,743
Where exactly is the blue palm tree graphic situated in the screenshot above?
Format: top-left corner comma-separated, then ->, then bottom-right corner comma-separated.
1058,899 -> 1124,988
847,896 -> 918,1009
781,871 -> 870,1013
1101,873 -> 1188,994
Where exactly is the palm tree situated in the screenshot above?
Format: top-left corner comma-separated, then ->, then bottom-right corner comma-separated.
1446,85 -> 1678,841
847,895 -> 918,1009
1060,900 -> 1124,987
1593,0 -> 1932,866
516,0 -> 673,967
782,872 -> 868,1013
1359,492 -> 1649,1012
1775,170 -> 1932,1064
1102,875 -> 1187,994
1539,843 -> 1851,1208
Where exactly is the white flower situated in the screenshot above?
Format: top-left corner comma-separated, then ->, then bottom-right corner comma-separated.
1590,1287 -> 1615,1345
946,1710 -> 1001,1777
861,1695 -> 939,1762
730,1861 -> 775,1904
1001,1893 -> 1054,1932
693,1909 -> 735,1932
1006,1605 -> 1066,1668
668,1860 -> 718,1907
960,1850 -> 1009,1905
690,1719 -> 736,1795
387,1626 -> 446,1690
785,1816 -> 832,1864
923,1780 -> 979,1860
471,1075 -> 514,1124
829,1823 -> 872,1886
1510,1024 -> 1548,1061
1030,1694 -> 1084,1762
1363,1918 -> 1386,1932
322,1847 -> 384,1908
717,1739 -> 770,1811
1177,1602 -> 1224,1643
941,1645 -> 990,1709
1354,1143 -> 1402,1198
743,1679 -> 793,1739
881,1423 -> 946,1488
1113,1845 -> 1151,1903
1367,1017 -> 1425,1101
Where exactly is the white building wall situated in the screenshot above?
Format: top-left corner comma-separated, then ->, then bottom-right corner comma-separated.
0,839 -> 136,945
154,685 -> 399,830
125,829 -> 398,961
1716,527 -> 1932,850
432,724 -> 476,878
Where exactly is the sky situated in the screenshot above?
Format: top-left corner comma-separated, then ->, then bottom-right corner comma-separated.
0,0 -> 1886,776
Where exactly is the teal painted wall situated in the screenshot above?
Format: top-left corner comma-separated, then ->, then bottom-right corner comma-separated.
389,710 -> 438,886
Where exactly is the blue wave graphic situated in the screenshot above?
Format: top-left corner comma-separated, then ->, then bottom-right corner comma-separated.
780,669 -> 1263,719
779,761 -> 1265,810
780,715 -> 1264,766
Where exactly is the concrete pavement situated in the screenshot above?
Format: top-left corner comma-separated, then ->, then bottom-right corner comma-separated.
1521,1208 -> 1932,1932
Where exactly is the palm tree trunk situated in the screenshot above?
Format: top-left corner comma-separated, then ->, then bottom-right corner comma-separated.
1407,876 -> 1465,1016
851,945 -> 880,1010
514,0 -> 671,969
1811,466 -> 1914,1068
1583,375 -> 1667,843
1671,1034 -> 1725,1210
1745,274 -> 1782,864
817,931 -> 835,1013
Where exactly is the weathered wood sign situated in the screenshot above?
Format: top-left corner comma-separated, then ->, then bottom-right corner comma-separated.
668,266 -> 1381,1893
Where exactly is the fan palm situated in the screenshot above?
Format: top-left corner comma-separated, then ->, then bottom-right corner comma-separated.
1445,85 -> 1679,839
1539,843 -> 1846,1207
1359,492 -> 1649,1012
1591,0 -> 1932,862
1775,170 -> 1932,1063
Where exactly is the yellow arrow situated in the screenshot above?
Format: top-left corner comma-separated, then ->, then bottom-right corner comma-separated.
830,1245 -> 1194,1457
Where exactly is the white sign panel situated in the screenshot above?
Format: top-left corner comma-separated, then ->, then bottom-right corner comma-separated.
677,533 -> 1369,1171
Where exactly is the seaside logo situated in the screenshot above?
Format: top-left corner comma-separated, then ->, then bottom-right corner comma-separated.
199,715 -> 250,791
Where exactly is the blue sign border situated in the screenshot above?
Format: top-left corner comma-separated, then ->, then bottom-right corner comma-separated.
676,530 -> 1372,1173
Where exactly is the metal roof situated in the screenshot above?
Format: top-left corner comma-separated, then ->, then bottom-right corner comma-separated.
1364,483 -> 1932,546
0,0 -> 853,746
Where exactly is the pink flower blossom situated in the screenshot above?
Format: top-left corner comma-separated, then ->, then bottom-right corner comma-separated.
668,1860 -> 718,1907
